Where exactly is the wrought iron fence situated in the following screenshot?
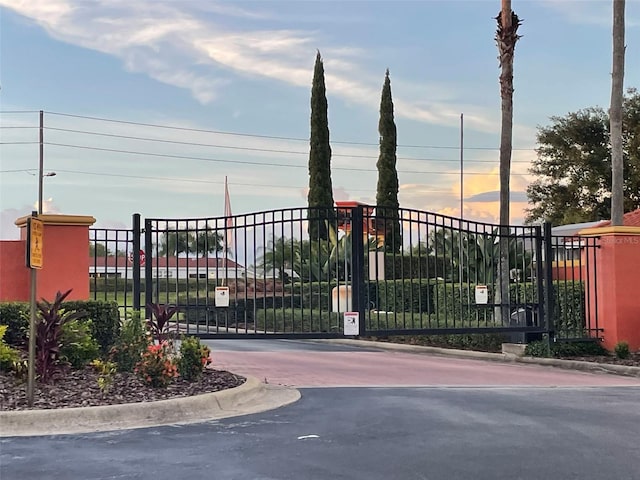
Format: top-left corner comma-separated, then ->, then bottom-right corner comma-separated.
88,207 -> 601,342
89,214 -> 141,313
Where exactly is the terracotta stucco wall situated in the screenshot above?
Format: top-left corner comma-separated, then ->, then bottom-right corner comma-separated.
0,240 -> 29,302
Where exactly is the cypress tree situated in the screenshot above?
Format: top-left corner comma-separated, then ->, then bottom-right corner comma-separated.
376,69 -> 401,252
308,51 -> 335,241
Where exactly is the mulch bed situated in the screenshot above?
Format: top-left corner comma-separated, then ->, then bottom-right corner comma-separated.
0,368 -> 245,411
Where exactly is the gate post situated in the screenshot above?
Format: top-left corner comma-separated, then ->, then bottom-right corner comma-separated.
144,218 -> 153,319
132,213 -> 141,311
543,222 -> 555,339
349,206 -> 366,336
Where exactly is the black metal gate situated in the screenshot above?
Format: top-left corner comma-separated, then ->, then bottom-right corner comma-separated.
137,205 -> 563,340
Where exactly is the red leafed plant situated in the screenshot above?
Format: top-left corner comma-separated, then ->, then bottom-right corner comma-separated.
146,303 -> 179,344
36,289 -> 86,383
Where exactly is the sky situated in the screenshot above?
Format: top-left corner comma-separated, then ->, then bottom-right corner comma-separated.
1,0 -> 639,241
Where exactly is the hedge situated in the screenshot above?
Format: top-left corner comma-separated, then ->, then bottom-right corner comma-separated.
371,279 -> 436,314
0,303 -> 29,346
382,254 -> 445,280
0,300 -> 120,353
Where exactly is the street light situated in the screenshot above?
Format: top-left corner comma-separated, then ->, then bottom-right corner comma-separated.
38,171 -> 56,214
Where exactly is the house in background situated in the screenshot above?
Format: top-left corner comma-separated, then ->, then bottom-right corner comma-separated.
90,256 -> 246,281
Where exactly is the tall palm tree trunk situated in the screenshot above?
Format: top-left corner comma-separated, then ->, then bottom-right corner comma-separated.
495,1 -> 521,324
610,0 -> 625,226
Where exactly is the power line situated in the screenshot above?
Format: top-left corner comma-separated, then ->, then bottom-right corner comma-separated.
45,141 -> 514,175
45,110 -> 536,152
0,168 -> 37,173
42,126 -> 532,163
0,110 -> 40,114
0,142 -> 39,145
0,126 -> 38,129
53,168 -> 454,194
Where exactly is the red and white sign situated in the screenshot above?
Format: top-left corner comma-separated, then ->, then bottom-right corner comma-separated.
128,249 -> 146,266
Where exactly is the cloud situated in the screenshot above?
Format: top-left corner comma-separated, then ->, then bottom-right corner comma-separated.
466,190 -> 529,203
0,0 -> 531,135
542,0 -> 640,28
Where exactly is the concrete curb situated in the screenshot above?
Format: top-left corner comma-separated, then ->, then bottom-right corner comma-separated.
313,339 -> 640,378
0,376 -> 301,437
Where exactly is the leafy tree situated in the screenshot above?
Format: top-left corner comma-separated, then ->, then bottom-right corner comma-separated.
259,236 -> 298,280
89,243 -> 111,257
307,51 -> 335,240
375,69 -> 401,253
158,232 -> 193,256
428,228 -> 532,284
195,231 -> 224,257
526,88 -> 640,225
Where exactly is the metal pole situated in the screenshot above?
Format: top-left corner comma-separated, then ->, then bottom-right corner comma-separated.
27,212 -> 37,406
38,110 -> 44,215
459,113 -> 464,286
460,113 -> 464,219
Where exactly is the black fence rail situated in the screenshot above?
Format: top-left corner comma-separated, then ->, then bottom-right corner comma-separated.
89,213 -> 141,312
547,233 -> 601,340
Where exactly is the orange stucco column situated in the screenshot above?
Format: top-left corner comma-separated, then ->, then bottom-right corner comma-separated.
15,214 -> 96,302
579,226 -> 640,351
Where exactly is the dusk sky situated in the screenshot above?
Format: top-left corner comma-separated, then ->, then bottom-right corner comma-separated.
1,0 -> 638,239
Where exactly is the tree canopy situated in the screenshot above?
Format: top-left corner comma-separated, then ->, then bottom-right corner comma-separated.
375,69 -> 401,253
526,88 -> 640,225
307,51 -> 335,240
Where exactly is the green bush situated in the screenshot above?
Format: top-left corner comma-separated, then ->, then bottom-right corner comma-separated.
525,339 -> 607,358
178,336 -> 211,381
369,333 -> 507,353
373,279 -> 436,314
63,300 -> 120,354
254,308 -> 341,333
0,303 -> 29,346
60,319 -> 101,369
109,311 -> 150,372
383,254 -> 444,280
614,341 -> 631,359
0,325 -> 21,372
179,295 -> 303,325
524,340 -> 551,357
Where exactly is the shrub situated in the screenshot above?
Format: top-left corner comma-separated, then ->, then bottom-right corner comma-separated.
109,311 -> 150,373
552,340 -> 607,357
524,340 -> 551,358
0,303 -> 29,346
0,325 -> 21,372
36,290 -> 86,383
178,336 -> 212,381
91,359 -> 117,396
63,300 -> 120,354
147,303 -> 179,343
374,279 -> 436,314
135,342 -> 178,388
614,341 -> 631,360
60,319 -> 101,369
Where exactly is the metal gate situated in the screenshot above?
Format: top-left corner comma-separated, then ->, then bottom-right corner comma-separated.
137,205 -> 571,340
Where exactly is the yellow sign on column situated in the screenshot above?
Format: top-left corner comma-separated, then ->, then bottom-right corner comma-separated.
29,217 -> 44,269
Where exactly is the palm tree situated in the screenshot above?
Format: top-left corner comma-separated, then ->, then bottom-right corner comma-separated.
259,236 -> 298,280
158,231 -> 193,257
496,0 -> 521,322
610,0 -> 625,225
194,231 -> 225,257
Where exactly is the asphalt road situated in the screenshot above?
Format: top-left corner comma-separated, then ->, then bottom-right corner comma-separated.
2,339 -> 640,479
2,386 -> 639,480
